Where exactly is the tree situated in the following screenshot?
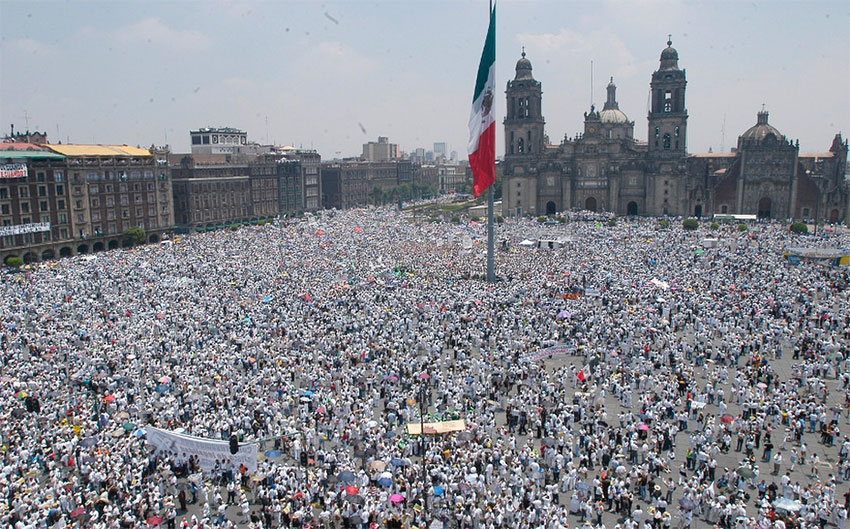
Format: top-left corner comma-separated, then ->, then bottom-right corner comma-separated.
123,226 -> 146,246
789,222 -> 808,234
682,219 -> 699,230
4,256 -> 22,268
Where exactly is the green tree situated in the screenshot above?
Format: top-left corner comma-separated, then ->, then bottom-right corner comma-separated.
737,223 -> 748,232
123,226 -> 146,246
789,222 -> 808,234
682,218 -> 699,230
4,256 -> 23,268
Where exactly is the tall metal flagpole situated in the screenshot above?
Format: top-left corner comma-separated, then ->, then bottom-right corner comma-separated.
486,0 -> 496,283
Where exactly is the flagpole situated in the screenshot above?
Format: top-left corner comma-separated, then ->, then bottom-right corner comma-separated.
486,0 -> 495,283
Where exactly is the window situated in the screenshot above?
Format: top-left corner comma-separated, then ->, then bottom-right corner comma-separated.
55,171 -> 63,182
0,204 -> 8,215
19,187 -> 29,198
802,207 -> 810,217
0,188 -> 6,199
38,186 -> 47,197
664,90 -> 672,112
91,198 -> 99,208
89,185 -> 98,194
60,228 -> 68,238
37,172 -> 46,182
21,202 -> 30,213
40,201 -> 48,212
122,208 -> 130,218
57,199 -> 65,210
56,184 -> 64,196
58,213 -> 67,224
91,211 -> 101,221
654,127 -> 660,148
663,133 -> 671,150
721,205 -> 728,214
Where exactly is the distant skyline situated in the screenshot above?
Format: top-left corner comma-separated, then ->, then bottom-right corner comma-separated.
1,1 -> 848,158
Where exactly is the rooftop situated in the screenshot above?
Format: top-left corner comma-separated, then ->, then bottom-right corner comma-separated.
44,144 -> 152,157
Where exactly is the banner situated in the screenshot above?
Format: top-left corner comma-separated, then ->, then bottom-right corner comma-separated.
0,164 -> 27,179
146,427 -> 259,474
519,343 -> 577,363
0,222 -> 50,237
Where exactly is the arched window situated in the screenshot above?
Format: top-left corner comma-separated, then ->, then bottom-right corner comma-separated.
517,138 -> 524,153
663,134 -> 671,150
654,127 -> 660,148
664,91 -> 672,112
510,131 -> 514,154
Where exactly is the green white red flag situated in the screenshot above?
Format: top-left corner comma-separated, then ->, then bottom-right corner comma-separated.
467,5 -> 496,198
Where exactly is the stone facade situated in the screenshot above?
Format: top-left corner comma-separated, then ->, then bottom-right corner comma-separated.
503,40 -> 849,222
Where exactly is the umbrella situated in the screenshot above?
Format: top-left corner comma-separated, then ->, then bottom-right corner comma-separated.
122,422 -> 135,432
103,395 -> 116,403
637,423 -> 649,431
389,493 -> 405,504
11,408 -> 26,418
347,494 -> 365,505
111,428 -> 124,438
80,437 -> 97,448
299,396 -> 312,403
345,485 -> 359,495
369,461 -> 387,471
557,310 -> 570,320
338,471 -> 356,483
384,375 -> 399,382
432,485 -> 444,496
158,376 -> 170,385
383,431 -> 397,439
457,431 -> 473,441
773,497 -> 802,512
378,477 -> 392,487
264,450 -> 282,458
735,467 -> 755,479
146,516 -> 163,526
117,411 -> 130,419
70,507 -> 86,518
720,414 -> 734,424
390,458 -> 408,467
302,390 -> 314,397
679,497 -> 696,510
418,372 -> 431,380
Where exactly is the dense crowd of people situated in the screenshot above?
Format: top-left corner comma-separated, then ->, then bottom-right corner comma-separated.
1,206 -> 848,529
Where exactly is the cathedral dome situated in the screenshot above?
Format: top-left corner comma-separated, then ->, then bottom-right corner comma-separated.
741,110 -> 783,141
514,49 -> 534,80
599,108 -> 629,124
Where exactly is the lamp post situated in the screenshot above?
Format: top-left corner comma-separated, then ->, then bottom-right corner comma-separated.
418,372 -> 429,518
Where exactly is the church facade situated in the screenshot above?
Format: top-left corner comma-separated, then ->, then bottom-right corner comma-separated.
502,41 -> 849,223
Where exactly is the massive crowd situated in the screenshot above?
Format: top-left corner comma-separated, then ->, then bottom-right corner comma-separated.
1,206 -> 848,529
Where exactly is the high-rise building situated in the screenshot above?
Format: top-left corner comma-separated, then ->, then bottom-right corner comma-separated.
362,136 -> 399,162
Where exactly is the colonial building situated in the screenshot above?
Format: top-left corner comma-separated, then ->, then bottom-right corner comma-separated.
503,41 -> 849,222
1,141 -> 174,264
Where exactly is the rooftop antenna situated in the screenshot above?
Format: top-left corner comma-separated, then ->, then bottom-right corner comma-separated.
265,116 -> 270,145
720,113 -> 726,153
590,60 -> 594,108
22,110 -> 30,131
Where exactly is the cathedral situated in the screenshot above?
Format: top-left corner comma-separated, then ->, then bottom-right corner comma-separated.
502,40 -> 849,223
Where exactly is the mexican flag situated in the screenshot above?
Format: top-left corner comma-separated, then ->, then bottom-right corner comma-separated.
467,6 -> 496,198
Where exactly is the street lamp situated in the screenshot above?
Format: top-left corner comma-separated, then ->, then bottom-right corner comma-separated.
417,369 -> 433,520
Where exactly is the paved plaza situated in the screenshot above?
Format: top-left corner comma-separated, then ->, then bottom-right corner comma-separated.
1,208 -> 848,529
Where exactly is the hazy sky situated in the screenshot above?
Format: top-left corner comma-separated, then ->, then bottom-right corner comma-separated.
1,0 -> 848,159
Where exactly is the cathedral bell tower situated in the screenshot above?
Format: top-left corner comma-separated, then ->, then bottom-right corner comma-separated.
648,37 -> 687,156
504,49 -> 545,156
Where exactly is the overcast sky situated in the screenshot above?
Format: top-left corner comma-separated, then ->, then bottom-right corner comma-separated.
1,0 -> 848,159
